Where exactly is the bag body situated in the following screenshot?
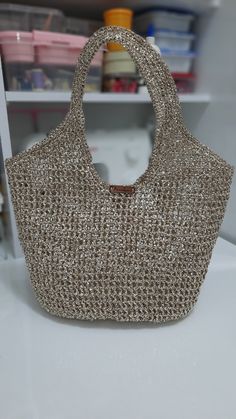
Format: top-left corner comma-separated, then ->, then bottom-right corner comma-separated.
5,26 -> 234,322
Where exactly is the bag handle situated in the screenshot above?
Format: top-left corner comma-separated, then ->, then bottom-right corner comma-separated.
70,26 -> 183,134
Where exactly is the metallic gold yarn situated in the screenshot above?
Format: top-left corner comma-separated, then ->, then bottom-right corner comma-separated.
5,27 -> 234,322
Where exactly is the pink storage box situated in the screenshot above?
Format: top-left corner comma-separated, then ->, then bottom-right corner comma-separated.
33,31 -> 103,66
0,31 -> 34,63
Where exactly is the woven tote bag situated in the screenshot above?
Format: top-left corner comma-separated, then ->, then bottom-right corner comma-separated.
6,26 -> 234,323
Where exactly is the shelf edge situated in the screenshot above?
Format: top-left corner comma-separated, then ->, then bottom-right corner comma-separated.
5,91 -> 211,104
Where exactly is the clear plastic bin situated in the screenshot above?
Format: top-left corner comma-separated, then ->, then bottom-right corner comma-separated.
3,62 -> 102,92
0,3 -> 64,32
65,17 -> 102,36
34,31 -> 87,65
30,6 -> 64,32
40,64 -> 102,92
134,10 -> 195,34
3,62 -> 34,90
156,30 -> 195,52
162,51 -> 195,73
0,4 -> 28,31
1,30 -> 103,91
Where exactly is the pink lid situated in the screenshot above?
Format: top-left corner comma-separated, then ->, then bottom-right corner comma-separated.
0,31 -> 33,42
33,30 -> 88,48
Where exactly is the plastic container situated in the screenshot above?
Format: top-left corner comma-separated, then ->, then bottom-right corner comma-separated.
0,31 -> 34,63
156,30 -> 195,52
134,10 -> 194,34
103,51 -> 136,75
3,62 -> 102,92
0,30 -> 104,91
1,31 -> 103,92
3,63 -> 34,90
172,72 -> 195,93
103,8 -> 133,51
29,6 -> 64,32
0,3 -> 64,32
34,31 -> 87,65
33,31 -> 103,66
65,17 -> 102,36
146,26 -> 161,55
162,51 -> 195,73
0,4 -> 29,31
33,32 -> 103,92
138,32 -> 161,94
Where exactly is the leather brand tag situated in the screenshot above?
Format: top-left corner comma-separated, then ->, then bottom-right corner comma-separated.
109,185 -> 135,194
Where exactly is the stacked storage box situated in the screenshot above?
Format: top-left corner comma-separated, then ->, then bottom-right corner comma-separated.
64,17 -> 102,36
134,9 -> 196,93
33,31 -> 103,92
0,3 -> 64,32
0,30 -> 103,91
0,3 -> 104,92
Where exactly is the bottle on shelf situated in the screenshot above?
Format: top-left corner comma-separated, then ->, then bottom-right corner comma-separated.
146,23 -> 161,55
138,24 -> 161,94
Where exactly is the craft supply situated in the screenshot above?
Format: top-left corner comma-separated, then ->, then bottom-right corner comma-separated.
103,51 -> 136,75
31,68 -> 45,90
103,8 -> 133,51
138,25 -> 160,94
146,24 -> 161,55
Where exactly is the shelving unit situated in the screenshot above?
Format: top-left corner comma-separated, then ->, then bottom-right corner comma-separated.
5,91 -> 211,104
1,0 -> 236,256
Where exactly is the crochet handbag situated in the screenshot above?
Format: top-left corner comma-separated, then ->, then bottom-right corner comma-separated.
6,26 -> 234,323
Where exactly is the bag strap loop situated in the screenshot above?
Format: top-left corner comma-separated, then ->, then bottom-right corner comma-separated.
70,26 -> 183,134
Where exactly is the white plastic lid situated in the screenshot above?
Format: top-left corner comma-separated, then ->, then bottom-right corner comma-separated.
156,30 -> 195,39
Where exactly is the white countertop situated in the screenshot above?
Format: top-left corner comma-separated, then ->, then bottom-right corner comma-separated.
0,237 -> 236,419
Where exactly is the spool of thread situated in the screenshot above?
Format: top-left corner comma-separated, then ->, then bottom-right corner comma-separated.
31,68 -> 45,91
103,8 -> 133,51
103,51 -> 136,75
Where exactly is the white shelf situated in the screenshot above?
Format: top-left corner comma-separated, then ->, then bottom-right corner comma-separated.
5,91 -> 211,104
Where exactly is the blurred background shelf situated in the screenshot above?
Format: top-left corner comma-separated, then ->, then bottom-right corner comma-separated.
5,91 -> 211,104
4,0 -> 221,16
